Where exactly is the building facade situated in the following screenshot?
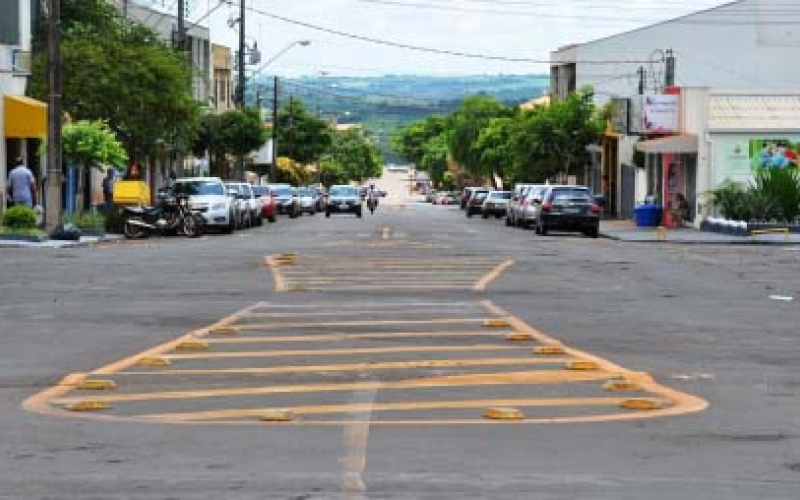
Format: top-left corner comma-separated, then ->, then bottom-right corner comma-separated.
550,0 -> 800,224
212,44 -> 234,112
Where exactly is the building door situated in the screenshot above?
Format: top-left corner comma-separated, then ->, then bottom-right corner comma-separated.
620,163 -> 636,219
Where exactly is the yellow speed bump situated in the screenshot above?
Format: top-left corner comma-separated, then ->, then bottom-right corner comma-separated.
483,318 -> 511,328
210,326 -> 241,335
66,401 -> 111,412
603,379 -> 643,392
259,409 -> 295,422
77,380 -> 117,391
135,356 -> 171,367
620,398 -> 663,411
175,340 -> 210,351
279,252 -> 299,259
564,360 -> 600,371
284,283 -> 307,293
506,333 -> 534,341
484,407 -> 525,421
534,345 -> 566,355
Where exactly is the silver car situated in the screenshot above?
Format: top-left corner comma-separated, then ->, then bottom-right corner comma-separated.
516,186 -> 548,228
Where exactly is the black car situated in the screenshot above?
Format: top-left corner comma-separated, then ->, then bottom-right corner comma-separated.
326,185 -> 362,218
465,190 -> 489,218
535,185 -> 600,238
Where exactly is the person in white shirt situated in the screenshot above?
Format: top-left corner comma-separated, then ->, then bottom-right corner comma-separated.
6,158 -> 36,208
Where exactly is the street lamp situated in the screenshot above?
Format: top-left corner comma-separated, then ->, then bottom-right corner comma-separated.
246,40 -> 311,182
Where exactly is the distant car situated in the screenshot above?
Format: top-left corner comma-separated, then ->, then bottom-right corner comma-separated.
434,192 -> 456,205
426,189 -> 438,203
481,190 -> 511,219
224,181 -> 261,227
173,177 -> 236,234
252,185 -> 277,223
534,185 -> 601,238
506,184 -> 545,227
271,186 -> 301,218
465,189 -> 489,218
515,186 -> 548,228
326,185 -> 362,218
461,187 -> 485,210
297,187 -> 318,215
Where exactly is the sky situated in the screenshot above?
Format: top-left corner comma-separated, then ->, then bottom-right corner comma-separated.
155,0 -> 728,77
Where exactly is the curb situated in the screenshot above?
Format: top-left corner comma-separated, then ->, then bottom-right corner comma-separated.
599,232 -> 800,246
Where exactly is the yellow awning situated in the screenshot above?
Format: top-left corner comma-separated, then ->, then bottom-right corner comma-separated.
4,95 -> 47,138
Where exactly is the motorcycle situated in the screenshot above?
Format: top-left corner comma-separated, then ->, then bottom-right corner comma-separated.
367,193 -> 378,214
122,192 -> 203,239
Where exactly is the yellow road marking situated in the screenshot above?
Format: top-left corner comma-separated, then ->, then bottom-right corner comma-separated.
223,318 -> 489,329
201,330 -> 515,343
473,259 -> 515,292
145,397 -> 634,422
53,371 -> 614,405
163,344 -> 524,360
117,357 -> 574,376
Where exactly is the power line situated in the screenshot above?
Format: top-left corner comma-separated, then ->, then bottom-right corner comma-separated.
243,5 -> 661,64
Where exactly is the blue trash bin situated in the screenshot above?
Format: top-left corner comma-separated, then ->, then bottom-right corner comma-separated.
634,204 -> 663,227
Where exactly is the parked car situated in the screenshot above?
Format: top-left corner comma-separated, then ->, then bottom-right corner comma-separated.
304,185 -> 325,212
465,189 -> 489,218
224,181 -> 260,228
271,185 -> 301,218
481,190 -> 512,219
460,187 -> 484,210
533,185 -> 601,238
252,185 -> 277,223
172,177 -> 236,233
297,187 -> 318,215
326,184 -> 362,218
434,192 -> 456,205
515,186 -> 548,228
426,189 -> 439,203
506,184 -> 545,227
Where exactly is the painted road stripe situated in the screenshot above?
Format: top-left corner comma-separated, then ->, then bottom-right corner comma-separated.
162,344 -> 525,360
114,357 -> 575,376
53,371 -> 615,405
473,260 -> 515,292
224,318 -> 489,328
201,331 -> 516,343
143,397 -> 639,422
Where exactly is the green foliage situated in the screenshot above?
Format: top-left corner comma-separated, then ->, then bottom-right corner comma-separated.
2,205 -> 38,229
752,168 -> 800,222
29,0 -> 201,161
277,100 -> 332,165
329,128 -> 383,182
446,96 -> 512,177
62,120 -> 128,167
62,211 -> 106,230
192,108 -> 268,177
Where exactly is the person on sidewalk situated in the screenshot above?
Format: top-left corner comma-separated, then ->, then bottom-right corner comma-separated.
101,169 -> 116,213
6,157 -> 37,208
671,193 -> 691,228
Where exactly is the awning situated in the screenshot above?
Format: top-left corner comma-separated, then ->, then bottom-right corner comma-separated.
4,95 -> 47,138
635,134 -> 697,154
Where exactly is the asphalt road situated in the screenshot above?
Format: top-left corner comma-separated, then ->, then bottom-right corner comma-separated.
1,174 -> 799,499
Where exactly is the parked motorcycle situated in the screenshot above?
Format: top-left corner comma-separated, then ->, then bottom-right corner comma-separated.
122,193 -> 203,239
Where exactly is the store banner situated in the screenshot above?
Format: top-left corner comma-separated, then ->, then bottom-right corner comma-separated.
643,94 -> 680,133
713,135 -> 800,185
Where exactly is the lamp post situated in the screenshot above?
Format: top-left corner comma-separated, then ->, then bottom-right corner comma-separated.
247,40 -> 310,182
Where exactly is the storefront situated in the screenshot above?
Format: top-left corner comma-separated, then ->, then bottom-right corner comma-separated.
635,134 -> 698,228
2,94 -> 47,211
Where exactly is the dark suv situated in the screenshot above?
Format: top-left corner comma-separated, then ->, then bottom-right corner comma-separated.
535,185 -> 600,238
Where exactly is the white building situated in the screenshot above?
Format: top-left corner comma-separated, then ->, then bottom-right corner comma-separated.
550,0 -> 800,224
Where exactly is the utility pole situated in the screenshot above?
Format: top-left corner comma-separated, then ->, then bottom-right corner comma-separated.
177,0 -> 185,52
637,66 -> 645,95
236,0 -> 246,107
271,76 -> 278,181
44,0 -> 63,231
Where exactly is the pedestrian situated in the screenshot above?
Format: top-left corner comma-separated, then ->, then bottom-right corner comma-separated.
101,168 -> 116,213
6,157 -> 37,208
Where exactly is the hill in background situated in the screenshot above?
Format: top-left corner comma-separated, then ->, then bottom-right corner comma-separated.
257,74 -> 550,162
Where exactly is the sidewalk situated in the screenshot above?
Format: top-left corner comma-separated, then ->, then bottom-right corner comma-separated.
600,220 -> 800,245
0,234 -> 123,249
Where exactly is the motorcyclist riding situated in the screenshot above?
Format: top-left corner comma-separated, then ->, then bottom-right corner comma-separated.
367,183 -> 378,214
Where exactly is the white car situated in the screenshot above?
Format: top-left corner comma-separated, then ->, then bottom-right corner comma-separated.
225,181 -> 261,228
173,177 -> 236,233
297,187 -> 317,215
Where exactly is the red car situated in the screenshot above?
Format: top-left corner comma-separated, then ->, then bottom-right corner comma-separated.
252,186 -> 277,223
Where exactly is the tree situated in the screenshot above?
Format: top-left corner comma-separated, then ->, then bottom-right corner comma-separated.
29,0 -> 201,162
191,108 -> 267,178
329,128 -> 382,182
472,116 -> 515,187
276,99 -> 331,165
391,115 -> 446,166
61,120 -> 128,212
445,96 -> 511,177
